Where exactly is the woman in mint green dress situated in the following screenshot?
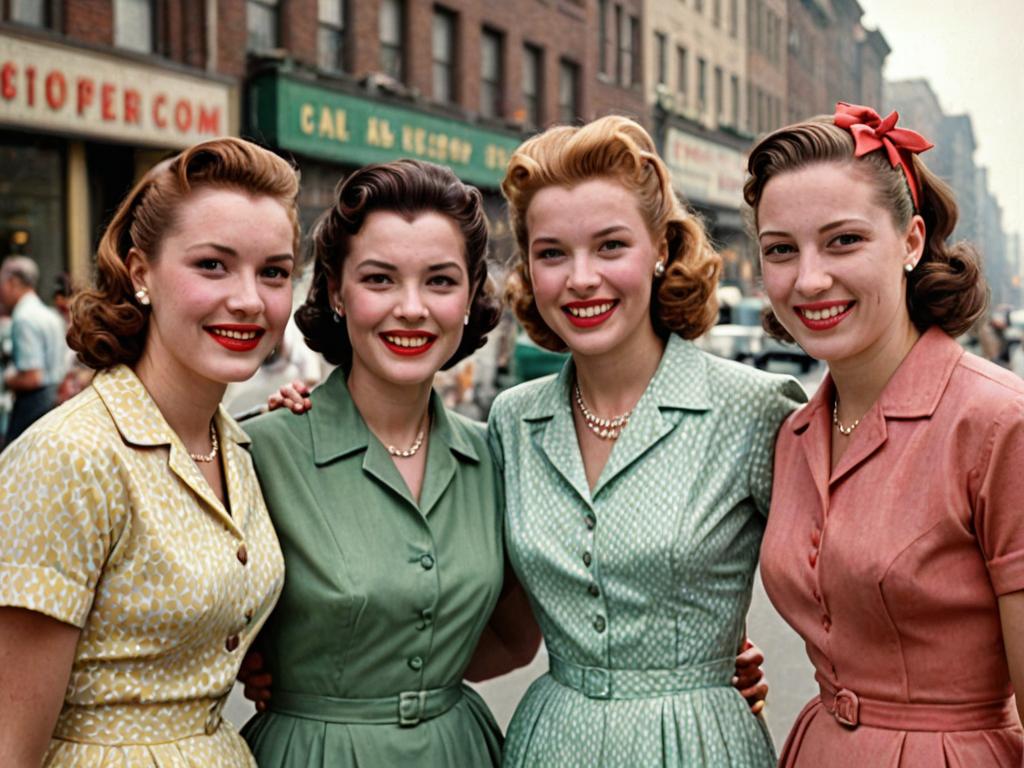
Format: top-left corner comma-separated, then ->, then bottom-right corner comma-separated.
239,159 -> 538,766
488,116 -> 805,766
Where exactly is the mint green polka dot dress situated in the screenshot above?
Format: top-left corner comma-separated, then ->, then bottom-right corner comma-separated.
488,334 -> 806,767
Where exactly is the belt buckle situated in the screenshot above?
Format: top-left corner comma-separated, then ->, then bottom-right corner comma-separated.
582,667 -> 611,699
398,690 -> 428,727
832,688 -> 860,728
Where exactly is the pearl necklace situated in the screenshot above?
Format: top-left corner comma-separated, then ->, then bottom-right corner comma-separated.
832,399 -> 860,437
574,383 -> 632,440
189,423 -> 219,463
384,411 -> 429,458
386,429 -> 425,458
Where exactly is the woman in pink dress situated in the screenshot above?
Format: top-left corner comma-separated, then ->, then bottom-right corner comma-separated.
746,103 -> 1024,767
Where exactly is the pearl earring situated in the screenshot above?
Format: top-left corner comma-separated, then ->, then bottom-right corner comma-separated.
904,262 -> 915,273
654,261 -> 666,278
134,287 -> 150,306
463,311 -> 470,326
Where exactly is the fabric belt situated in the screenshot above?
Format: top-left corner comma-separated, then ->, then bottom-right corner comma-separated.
548,653 -> 735,700
819,679 -> 1017,731
53,696 -> 228,744
270,684 -> 464,727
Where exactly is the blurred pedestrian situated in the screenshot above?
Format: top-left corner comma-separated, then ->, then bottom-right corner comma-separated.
0,137 -> 299,766
748,103 -> 1024,766
0,255 -> 69,447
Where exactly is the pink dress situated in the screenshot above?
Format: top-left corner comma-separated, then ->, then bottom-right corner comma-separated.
761,327 -> 1024,767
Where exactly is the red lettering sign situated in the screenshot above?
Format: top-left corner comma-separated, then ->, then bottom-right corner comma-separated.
101,82 -> 116,121
123,88 -> 140,125
76,77 -> 93,115
197,105 -> 220,135
25,66 -> 35,106
152,93 -> 167,128
174,99 -> 191,132
1,62 -> 15,100
45,71 -> 66,110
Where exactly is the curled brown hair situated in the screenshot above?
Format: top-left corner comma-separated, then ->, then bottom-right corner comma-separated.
744,116 -> 987,340
295,159 -> 501,370
68,137 -> 300,370
501,115 -> 721,351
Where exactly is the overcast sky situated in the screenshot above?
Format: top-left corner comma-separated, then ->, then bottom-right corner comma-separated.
858,0 -> 1023,238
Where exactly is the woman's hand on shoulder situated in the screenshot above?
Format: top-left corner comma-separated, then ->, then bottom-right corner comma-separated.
267,379 -> 312,414
238,649 -> 273,712
733,638 -> 769,715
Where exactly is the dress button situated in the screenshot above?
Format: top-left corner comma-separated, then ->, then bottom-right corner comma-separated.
588,583 -> 600,597
236,544 -> 248,565
225,635 -> 240,652
584,514 -> 596,530
593,614 -> 606,633
809,550 -> 818,568
408,656 -> 424,671
420,553 -> 435,570
416,608 -> 433,630
811,529 -> 821,547
582,551 -> 592,567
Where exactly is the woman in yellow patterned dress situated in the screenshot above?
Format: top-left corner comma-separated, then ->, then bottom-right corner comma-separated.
0,138 -> 298,767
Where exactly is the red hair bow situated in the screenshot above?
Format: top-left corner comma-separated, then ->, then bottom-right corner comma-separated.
833,101 -> 934,210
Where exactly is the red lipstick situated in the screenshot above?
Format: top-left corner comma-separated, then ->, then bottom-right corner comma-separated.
379,330 -> 438,356
793,300 -> 855,331
205,324 -> 265,352
562,299 -> 619,328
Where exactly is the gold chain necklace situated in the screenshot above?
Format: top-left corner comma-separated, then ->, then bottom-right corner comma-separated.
574,383 -> 632,440
832,399 -> 860,437
189,423 -> 219,463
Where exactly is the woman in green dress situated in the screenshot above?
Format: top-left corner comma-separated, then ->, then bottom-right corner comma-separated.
239,159 -> 539,765
488,116 -> 805,766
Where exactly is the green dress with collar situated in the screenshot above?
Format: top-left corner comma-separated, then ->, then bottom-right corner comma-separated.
240,369 -> 504,766
488,334 -> 806,767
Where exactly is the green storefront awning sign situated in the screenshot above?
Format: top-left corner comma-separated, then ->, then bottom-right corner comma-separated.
250,73 -> 524,188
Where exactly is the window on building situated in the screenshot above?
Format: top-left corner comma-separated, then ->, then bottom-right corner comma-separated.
676,45 -> 688,105
558,59 -> 579,123
730,74 -> 739,129
712,0 -> 721,28
480,28 -> 503,119
523,44 -> 543,128
115,0 -> 154,53
695,0 -> 704,13
6,0 -> 54,26
629,15 -> 640,85
317,0 -> 346,72
714,66 -> 723,122
379,0 -> 404,81
729,0 -> 738,37
655,32 -> 668,86
247,0 -> 279,53
432,7 -> 457,104
598,0 -> 609,76
617,10 -> 638,87
697,57 -> 707,112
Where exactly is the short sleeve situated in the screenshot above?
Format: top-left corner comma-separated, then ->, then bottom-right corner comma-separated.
11,315 -> 44,372
974,397 -> 1024,596
749,376 -> 807,516
0,426 -> 125,626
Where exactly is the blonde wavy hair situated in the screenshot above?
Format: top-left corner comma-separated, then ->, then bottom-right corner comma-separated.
501,115 -> 721,351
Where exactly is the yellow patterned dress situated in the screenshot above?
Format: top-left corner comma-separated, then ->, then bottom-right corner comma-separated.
0,364 -> 284,766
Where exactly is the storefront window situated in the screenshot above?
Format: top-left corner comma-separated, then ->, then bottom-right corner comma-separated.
0,135 -> 64,309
